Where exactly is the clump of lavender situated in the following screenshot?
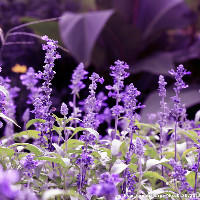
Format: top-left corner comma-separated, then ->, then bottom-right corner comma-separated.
126,169 -> 136,196
88,172 -> 122,200
121,83 -> 144,195
69,63 -> 88,127
76,152 -> 94,193
106,60 -> 130,139
169,159 -> 193,193
32,35 -> 60,134
82,72 -> 104,139
0,166 -> 19,199
169,64 -> 190,161
77,73 -> 103,195
20,154 -> 38,177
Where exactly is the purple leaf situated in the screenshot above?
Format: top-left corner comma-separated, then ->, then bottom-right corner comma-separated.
136,0 -> 196,39
133,52 -> 173,75
59,10 -> 114,64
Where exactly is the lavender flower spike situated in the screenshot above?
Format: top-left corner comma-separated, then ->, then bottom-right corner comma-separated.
69,63 -> 88,128
32,35 -> 60,133
69,63 -> 88,95
106,60 -> 130,140
60,102 -> 68,116
158,75 -> 168,185
169,64 -> 190,161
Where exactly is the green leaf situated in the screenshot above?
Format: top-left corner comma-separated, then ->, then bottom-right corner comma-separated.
0,113 -> 20,127
162,152 -> 181,160
9,143 -> 43,156
186,171 -> 196,188
128,163 -> 138,172
14,130 -> 40,139
84,128 -> 99,139
146,158 -> 169,170
69,127 -> 85,139
143,171 -> 167,182
182,147 -> 197,160
65,117 -> 82,124
144,145 -> 159,159
135,122 -> 159,130
20,17 -> 62,44
35,156 -> 67,168
179,129 -> 200,143
62,139 -> 84,150
0,146 -> 14,157
26,118 -> 46,130
120,141 -> 128,157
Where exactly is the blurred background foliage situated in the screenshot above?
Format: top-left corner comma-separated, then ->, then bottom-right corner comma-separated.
0,0 -> 200,122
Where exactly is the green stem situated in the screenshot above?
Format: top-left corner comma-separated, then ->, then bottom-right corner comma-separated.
174,121 -> 178,161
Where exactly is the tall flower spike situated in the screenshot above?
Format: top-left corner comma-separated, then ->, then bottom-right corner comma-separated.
106,60 -> 130,139
158,75 -> 168,184
32,35 -> 60,133
83,72 -> 104,131
69,63 -> 88,95
60,102 -> 68,116
69,63 -> 88,128
121,83 -> 144,195
168,65 -> 190,161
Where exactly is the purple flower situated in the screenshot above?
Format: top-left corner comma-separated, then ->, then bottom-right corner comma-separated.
135,137 -> 144,157
191,163 -> 198,172
0,166 -> 19,199
88,183 -> 117,199
16,189 -> 38,200
123,83 -> 144,122
169,159 -> 193,192
69,63 -> 88,95
76,151 -> 94,191
169,65 -> 190,161
32,36 -> 60,132
20,154 -> 38,177
83,72 -> 104,130
20,67 -> 38,89
106,60 -> 130,101
106,60 -> 130,139
168,64 -> 190,92
0,76 -> 20,136
169,65 -> 190,122
88,173 -> 121,199
158,75 -> 169,163
76,153 -> 94,169
158,75 -> 167,97
60,102 -> 68,116
126,169 -> 136,195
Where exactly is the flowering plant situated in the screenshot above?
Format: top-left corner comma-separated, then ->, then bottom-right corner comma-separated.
0,35 -> 200,200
